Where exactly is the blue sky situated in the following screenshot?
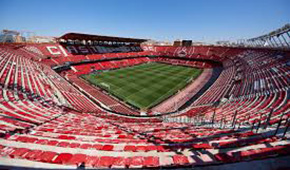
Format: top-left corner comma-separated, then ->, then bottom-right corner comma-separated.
0,0 -> 289,42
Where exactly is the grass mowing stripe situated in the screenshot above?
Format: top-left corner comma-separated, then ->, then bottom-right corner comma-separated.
82,62 -> 202,110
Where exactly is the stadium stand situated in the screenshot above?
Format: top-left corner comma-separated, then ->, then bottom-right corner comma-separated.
0,29 -> 289,169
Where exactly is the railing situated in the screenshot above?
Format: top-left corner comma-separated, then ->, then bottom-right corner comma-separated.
162,108 -> 290,137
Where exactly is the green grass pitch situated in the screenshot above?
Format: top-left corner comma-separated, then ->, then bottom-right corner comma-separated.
82,62 -> 202,110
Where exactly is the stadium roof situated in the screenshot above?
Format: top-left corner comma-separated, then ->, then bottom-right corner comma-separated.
58,32 -> 147,43
248,24 -> 290,41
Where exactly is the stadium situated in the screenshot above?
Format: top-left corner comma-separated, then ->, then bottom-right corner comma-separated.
0,0 -> 289,169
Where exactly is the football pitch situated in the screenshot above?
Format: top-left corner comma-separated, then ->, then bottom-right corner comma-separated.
82,62 -> 202,110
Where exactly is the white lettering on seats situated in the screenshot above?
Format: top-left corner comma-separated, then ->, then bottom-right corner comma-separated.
59,45 -> 68,57
78,46 -> 89,54
46,46 -> 61,55
66,46 -> 78,54
89,46 -> 98,53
